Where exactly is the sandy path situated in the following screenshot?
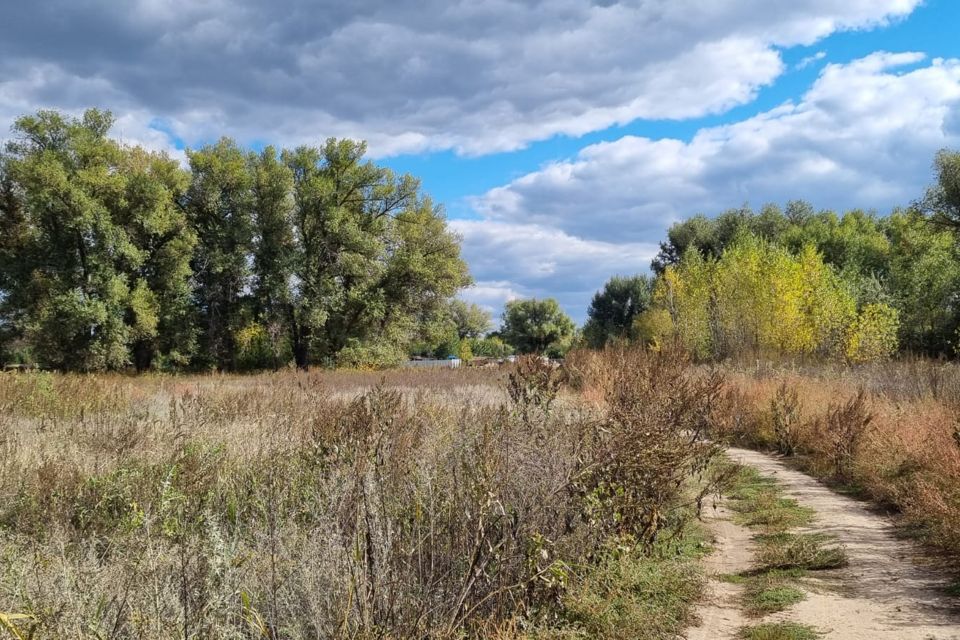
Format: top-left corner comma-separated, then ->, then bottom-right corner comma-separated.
686,501 -> 753,639
689,447 -> 960,639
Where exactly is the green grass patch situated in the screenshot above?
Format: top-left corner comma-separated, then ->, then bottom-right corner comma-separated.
728,467 -> 814,532
530,526 -> 709,639
737,621 -> 819,640
741,570 -> 805,616
754,532 -> 847,572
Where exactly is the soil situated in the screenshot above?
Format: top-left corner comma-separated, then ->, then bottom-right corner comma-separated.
687,447 -> 960,639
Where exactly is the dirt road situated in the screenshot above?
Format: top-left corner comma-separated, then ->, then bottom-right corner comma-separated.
688,447 -> 960,639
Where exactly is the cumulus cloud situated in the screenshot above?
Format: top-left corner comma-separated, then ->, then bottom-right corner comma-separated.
473,52 -> 960,243
452,219 -> 657,322
466,52 -> 960,320
0,0 -> 920,156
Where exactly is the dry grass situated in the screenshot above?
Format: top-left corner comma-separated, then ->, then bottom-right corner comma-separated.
0,350 -> 722,639
713,358 -> 960,561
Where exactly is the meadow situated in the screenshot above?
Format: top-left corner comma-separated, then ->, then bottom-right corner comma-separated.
0,351 -> 726,639
5,351 -> 960,639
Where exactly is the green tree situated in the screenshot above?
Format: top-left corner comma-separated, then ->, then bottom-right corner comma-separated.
468,335 -> 514,358
184,138 -> 254,370
285,139 -> 469,368
119,147 -> 196,370
0,109 -> 195,370
501,298 -> 576,355
249,146 -> 295,367
449,299 -> 492,339
582,275 -> 652,348
923,149 -> 960,229
886,208 -> 960,353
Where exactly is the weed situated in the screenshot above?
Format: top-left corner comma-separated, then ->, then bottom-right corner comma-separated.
754,533 -> 847,571
817,389 -> 873,482
770,383 -> 802,456
0,348 -> 725,638
728,467 -> 814,532
737,621 -> 819,640
741,571 -> 805,616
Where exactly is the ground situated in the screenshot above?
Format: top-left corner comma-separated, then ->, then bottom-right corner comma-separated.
689,448 -> 960,639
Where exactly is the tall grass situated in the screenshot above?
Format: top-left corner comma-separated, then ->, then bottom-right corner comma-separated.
713,358 -> 960,560
0,349 -> 724,638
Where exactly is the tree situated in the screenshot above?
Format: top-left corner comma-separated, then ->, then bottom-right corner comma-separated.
118,147 -> 196,370
249,146 -> 295,367
582,275 -> 652,348
923,149 -> 960,229
501,298 -> 575,355
449,299 -> 492,339
0,108 -> 472,371
285,139 -> 469,368
468,335 -> 514,358
886,208 -> 960,353
653,235 -> 898,362
184,138 -> 254,370
0,109 -> 196,371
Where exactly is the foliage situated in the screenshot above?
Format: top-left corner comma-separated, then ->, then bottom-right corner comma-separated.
283,139 -> 470,369
648,166 -> 960,358
469,335 -> 514,358
449,299 -> 492,339
653,236 -> 899,362
501,298 -> 576,355
0,350 -> 727,637
922,149 -> 960,230
0,109 -> 470,371
582,275 -> 652,348
845,304 -> 899,362
0,110 -> 196,371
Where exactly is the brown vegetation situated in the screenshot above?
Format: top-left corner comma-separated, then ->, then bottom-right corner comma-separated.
709,358 -> 960,560
0,350 -> 725,639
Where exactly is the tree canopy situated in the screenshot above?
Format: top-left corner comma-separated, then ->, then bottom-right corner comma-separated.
501,298 -> 576,356
582,275 -> 652,348
641,153 -> 960,359
0,109 -> 470,371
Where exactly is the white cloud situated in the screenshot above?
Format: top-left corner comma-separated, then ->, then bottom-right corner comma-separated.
0,0 -> 921,156
452,219 -> 657,322
473,52 -> 960,243
465,52 -> 960,319
797,51 -> 827,69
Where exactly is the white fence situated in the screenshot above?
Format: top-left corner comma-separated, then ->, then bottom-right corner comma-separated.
402,358 -> 462,369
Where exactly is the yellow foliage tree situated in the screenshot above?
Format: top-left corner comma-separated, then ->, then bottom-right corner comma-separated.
846,303 -> 900,362
652,236 -> 896,362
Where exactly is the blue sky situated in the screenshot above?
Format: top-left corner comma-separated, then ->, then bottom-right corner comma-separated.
387,0 -> 960,216
2,0 -> 959,323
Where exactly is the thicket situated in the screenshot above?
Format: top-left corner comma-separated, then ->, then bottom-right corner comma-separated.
0,348 -> 728,638
584,150 -> 960,359
644,236 -> 900,362
0,109 -> 470,372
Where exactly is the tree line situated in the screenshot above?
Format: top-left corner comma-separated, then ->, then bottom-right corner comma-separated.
583,150 -> 960,361
0,109 -> 470,371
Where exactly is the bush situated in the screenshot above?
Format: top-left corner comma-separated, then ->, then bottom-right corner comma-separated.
770,382 -> 802,456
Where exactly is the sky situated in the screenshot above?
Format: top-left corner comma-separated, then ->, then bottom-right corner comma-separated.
2,0 -> 960,324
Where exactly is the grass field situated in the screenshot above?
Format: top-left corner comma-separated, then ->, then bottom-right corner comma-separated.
0,350 -> 727,639
5,350 -> 960,638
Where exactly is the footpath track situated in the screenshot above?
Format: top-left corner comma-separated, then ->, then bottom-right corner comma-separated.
688,448 -> 960,639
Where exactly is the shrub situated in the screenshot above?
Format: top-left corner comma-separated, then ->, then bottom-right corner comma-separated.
770,382 -> 802,456
816,389 -> 873,483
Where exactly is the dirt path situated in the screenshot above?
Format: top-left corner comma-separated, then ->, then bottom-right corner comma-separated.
688,447 -> 960,639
